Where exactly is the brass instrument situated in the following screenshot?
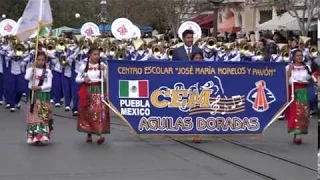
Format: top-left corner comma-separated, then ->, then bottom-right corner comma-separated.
115,50 -> 127,60
56,38 -> 67,51
166,48 -> 174,60
45,40 -> 56,55
220,44 -> 227,52
10,36 -> 18,45
152,45 -> 163,56
98,42 -> 107,56
79,37 -> 92,50
108,44 -> 118,57
144,38 -> 155,49
299,36 -> 311,48
14,43 -> 25,57
236,39 -> 247,49
277,43 -> 290,62
93,37 -> 103,46
309,46 -> 318,57
155,34 -> 164,41
55,38 -> 68,67
239,42 -> 252,55
132,39 -> 146,51
205,37 -> 217,49
255,48 -> 264,61
224,43 -> 235,52
118,43 -> 128,51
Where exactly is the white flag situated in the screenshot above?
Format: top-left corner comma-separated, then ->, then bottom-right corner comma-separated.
15,0 -> 52,41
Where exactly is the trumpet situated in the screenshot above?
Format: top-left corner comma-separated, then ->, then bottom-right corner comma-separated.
299,36 -> 311,48
205,37 -> 217,49
255,48 -> 264,61
59,55 -> 69,67
46,40 -> 56,55
152,45 -> 163,56
224,43 -> 235,52
56,38 -> 67,52
309,46 -> 318,57
108,44 -> 117,57
14,43 -> 25,57
240,42 -> 252,55
115,50 -> 127,60
166,48 -> 174,60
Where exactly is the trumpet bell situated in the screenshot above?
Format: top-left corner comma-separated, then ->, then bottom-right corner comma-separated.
152,45 -> 163,56
115,50 -> 126,60
166,48 -> 174,60
205,37 -> 217,49
60,56 -> 69,67
299,36 -> 311,47
56,38 -> 67,51
309,46 -> 318,57
108,44 -> 118,56
15,44 -> 25,57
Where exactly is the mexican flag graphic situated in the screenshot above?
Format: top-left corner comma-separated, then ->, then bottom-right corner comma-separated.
119,80 -> 149,98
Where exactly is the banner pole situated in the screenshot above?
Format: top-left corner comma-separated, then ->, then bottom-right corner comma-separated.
100,64 -> 123,118
30,20 -> 42,112
273,70 -> 295,119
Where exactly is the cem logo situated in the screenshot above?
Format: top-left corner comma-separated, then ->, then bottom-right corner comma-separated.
246,80 -> 276,112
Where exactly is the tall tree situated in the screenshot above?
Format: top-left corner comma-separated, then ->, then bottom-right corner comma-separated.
268,0 -> 319,35
152,0 -> 205,38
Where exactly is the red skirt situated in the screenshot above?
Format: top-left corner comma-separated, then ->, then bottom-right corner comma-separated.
77,83 -> 110,135
284,83 -> 309,135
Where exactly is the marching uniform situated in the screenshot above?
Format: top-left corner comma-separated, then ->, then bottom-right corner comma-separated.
0,44 -> 5,105
69,45 -> 82,115
50,50 -> 66,107
240,51 -> 254,61
61,52 -> 73,111
5,49 -> 29,111
203,48 -> 215,61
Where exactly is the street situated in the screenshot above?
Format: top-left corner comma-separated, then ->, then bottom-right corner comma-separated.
0,102 -> 318,180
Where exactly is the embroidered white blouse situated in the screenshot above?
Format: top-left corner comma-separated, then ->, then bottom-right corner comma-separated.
76,62 -> 107,84
286,65 -> 311,84
24,67 -> 53,92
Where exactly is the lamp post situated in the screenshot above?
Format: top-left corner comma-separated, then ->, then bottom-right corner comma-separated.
99,0 -> 108,37
208,0 -> 224,37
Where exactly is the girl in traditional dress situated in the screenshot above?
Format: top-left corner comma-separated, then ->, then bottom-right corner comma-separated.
76,47 -> 110,145
285,49 -> 312,145
25,52 -> 53,145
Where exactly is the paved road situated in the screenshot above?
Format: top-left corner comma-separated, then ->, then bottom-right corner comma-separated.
0,102 -> 318,180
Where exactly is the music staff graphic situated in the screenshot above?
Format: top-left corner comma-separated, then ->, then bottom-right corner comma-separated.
189,95 -> 245,115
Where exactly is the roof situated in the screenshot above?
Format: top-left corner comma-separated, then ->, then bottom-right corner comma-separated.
257,10 -> 317,30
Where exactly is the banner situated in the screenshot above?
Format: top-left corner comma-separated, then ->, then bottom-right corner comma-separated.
107,60 -> 288,137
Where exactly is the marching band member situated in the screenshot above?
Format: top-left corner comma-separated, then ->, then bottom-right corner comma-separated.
50,45 -> 66,107
61,49 -> 73,112
25,51 -> 53,145
76,47 -> 110,145
1,41 -> 12,108
203,47 -> 215,61
0,41 -> 6,105
5,44 -> 29,112
285,49 -> 312,145
215,45 -> 228,61
68,40 -> 81,116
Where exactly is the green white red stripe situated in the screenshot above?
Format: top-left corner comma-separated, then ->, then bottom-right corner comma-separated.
119,80 -> 149,98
